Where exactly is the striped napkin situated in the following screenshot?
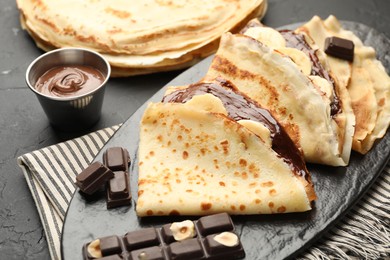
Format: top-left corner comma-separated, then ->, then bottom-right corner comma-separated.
17,126 -> 390,260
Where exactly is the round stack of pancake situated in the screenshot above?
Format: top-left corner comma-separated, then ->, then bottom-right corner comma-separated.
17,0 -> 267,77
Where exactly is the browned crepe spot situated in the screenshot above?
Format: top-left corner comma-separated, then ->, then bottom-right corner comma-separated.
104,7 -> 131,19
169,210 -> 180,216
201,202 -> 212,211
261,181 -> 273,187
34,16 -> 59,32
249,182 -> 257,188
239,159 -> 247,167
269,189 -> 277,196
219,139 -> 230,154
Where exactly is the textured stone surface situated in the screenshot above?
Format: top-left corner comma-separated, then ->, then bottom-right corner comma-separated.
1,0 -> 389,259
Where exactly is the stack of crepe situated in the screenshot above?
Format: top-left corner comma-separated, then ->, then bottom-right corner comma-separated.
136,15 -> 389,216
16,0 -> 267,77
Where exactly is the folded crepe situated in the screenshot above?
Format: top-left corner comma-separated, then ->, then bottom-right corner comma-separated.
163,77 -> 310,178
137,85 -> 316,216
205,30 -> 355,166
297,16 -> 390,154
17,0 -> 267,77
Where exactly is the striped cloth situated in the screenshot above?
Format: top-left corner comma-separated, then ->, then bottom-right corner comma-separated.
17,126 -> 390,260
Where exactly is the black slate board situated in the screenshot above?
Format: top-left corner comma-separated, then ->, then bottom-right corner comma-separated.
61,22 -> 390,260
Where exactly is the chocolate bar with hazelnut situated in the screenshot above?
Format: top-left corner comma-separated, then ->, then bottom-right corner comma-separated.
82,212 -> 245,260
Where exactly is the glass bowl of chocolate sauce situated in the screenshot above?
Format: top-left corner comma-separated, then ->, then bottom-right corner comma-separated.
26,48 -> 111,131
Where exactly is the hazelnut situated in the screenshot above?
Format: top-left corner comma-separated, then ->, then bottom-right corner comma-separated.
87,239 -> 102,258
213,232 -> 239,247
169,220 -> 196,241
138,251 -> 148,260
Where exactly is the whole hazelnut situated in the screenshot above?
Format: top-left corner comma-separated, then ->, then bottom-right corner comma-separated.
87,239 -> 103,258
169,220 -> 196,241
213,232 -> 239,247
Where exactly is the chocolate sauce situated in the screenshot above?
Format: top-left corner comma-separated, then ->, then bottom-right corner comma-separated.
162,79 -> 309,181
279,30 -> 341,116
35,65 -> 104,97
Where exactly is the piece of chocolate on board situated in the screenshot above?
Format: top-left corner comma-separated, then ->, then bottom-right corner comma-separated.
83,212 -> 245,260
99,255 -> 122,260
324,36 -> 354,61
75,162 -> 114,195
106,171 -> 132,208
103,147 -> 130,171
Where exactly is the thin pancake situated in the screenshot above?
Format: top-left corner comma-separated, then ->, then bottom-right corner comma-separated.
137,96 -> 315,216
206,32 -> 354,166
162,78 -> 312,186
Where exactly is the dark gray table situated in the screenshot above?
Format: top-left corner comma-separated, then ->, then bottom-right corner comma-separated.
1,0 -> 389,259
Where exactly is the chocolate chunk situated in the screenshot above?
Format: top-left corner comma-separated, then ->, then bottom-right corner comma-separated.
167,239 -> 204,259
82,213 -> 245,260
75,162 -> 114,195
196,213 -> 234,236
324,36 -> 354,61
100,255 -> 123,260
100,236 -> 123,256
124,228 -> 159,251
161,224 -> 176,244
129,246 -> 165,260
106,171 -> 131,209
103,147 -> 130,171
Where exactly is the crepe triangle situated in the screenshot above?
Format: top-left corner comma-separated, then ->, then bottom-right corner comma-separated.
137,90 -> 315,216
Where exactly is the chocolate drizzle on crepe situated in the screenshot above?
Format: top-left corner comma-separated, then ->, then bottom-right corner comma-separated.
163,78 -> 310,182
279,30 -> 341,116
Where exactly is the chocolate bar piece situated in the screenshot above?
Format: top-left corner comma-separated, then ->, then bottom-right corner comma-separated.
324,36 -> 354,61
83,213 -> 245,260
100,235 -> 122,255
75,162 -> 114,195
106,171 -> 132,208
100,256 -> 122,260
103,147 -> 130,171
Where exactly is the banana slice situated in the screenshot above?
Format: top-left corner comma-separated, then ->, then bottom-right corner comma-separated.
277,47 -> 312,76
237,120 -> 272,147
244,27 -> 286,49
315,49 -> 330,70
309,75 -> 333,99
